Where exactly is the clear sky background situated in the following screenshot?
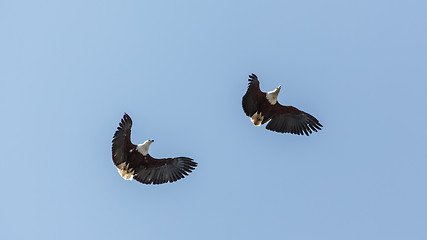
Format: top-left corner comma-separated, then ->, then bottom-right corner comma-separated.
1,1 -> 426,239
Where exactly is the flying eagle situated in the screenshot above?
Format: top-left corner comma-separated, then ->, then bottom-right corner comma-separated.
242,73 -> 322,136
112,113 -> 197,184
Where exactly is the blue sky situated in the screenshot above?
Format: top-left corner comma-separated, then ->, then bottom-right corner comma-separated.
1,1 -> 426,239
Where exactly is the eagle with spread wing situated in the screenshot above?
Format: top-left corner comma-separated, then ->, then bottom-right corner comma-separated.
242,74 -> 322,136
112,113 -> 197,184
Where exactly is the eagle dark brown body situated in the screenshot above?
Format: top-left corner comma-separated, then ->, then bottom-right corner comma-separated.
242,74 -> 322,136
112,113 -> 197,185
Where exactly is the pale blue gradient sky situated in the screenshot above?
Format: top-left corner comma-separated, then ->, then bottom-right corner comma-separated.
1,1 -> 426,239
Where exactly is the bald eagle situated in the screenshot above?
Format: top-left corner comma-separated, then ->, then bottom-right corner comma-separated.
112,113 -> 197,184
242,74 -> 322,136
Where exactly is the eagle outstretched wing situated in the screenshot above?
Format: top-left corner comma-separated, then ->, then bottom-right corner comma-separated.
266,104 -> 322,136
242,73 -> 265,117
133,156 -> 197,185
112,113 -> 136,166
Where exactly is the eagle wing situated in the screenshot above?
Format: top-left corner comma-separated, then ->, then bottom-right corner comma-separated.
242,73 -> 265,117
266,104 -> 322,136
112,113 -> 136,166
133,156 -> 197,185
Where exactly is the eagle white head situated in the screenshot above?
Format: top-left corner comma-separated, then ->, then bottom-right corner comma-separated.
266,85 -> 281,105
137,139 -> 154,156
